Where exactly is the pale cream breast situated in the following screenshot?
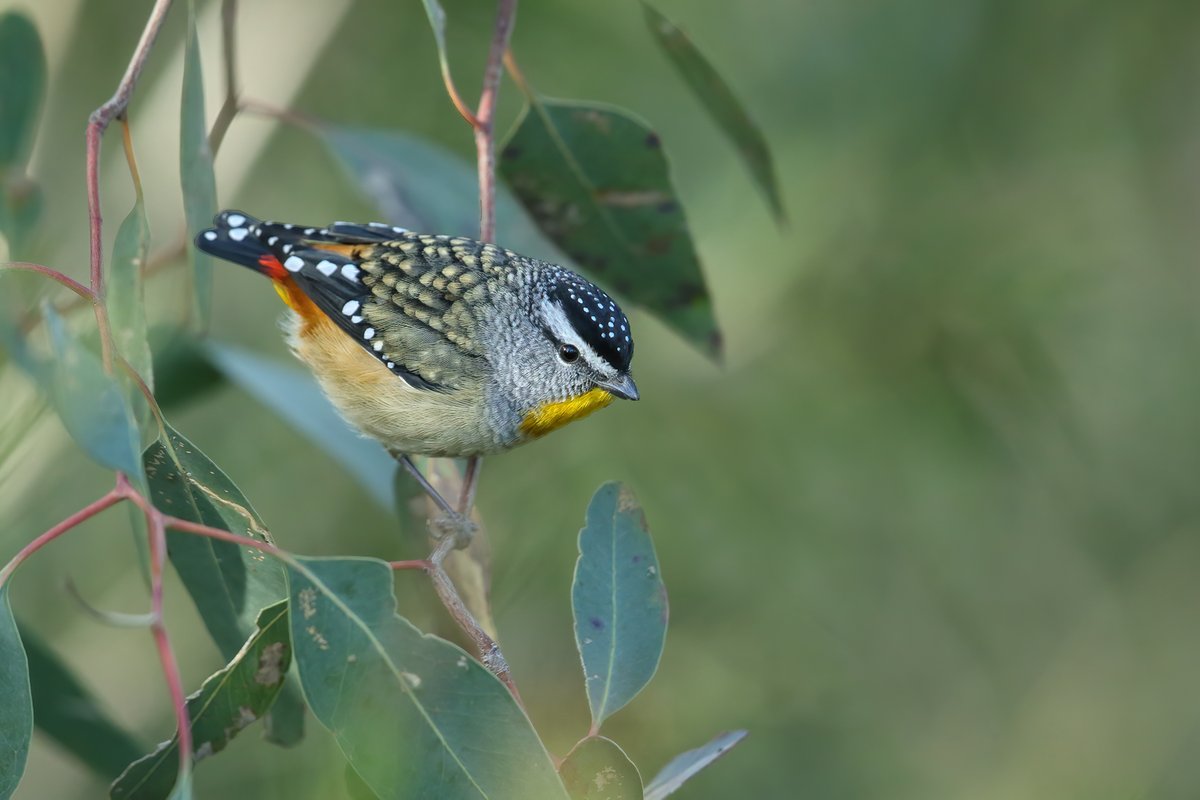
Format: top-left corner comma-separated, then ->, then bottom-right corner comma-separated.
285,311 -> 502,457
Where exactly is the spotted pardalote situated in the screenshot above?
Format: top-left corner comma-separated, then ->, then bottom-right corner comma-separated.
196,211 -> 638,459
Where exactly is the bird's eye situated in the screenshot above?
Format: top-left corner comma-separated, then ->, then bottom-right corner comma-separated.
558,343 -> 580,363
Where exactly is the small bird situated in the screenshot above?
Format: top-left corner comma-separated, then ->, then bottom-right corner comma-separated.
195,211 -> 638,469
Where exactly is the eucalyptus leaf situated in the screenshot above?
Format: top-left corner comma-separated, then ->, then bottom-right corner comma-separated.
287,556 -> 568,800
110,602 -> 292,800
109,195 -> 153,390
0,173 -> 41,255
20,622 -> 143,780
559,736 -> 643,800
42,304 -> 144,479
573,482 -> 667,731
203,343 -> 397,512
641,2 -> 785,224
643,730 -> 746,800
0,11 -> 45,170
0,585 -> 32,800
143,423 -> 305,746
500,98 -> 721,358
180,0 -> 216,325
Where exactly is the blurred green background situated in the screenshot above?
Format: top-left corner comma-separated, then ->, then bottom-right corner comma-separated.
5,0 -> 1200,797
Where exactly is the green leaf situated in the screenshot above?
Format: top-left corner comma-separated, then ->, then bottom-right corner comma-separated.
643,730 -> 746,800
149,331 -> 225,412
0,12 -> 45,170
41,304 -> 144,478
0,585 -> 32,800
500,98 -> 721,358
143,423 -> 305,746
109,195 -> 153,391
559,737 -> 643,800
203,343 -> 397,512
417,0 -> 453,87
641,3 -> 785,224
20,622 -> 143,779
286,556 -> 568,800
179,0 -> 216,325
0,173 -> 42,256
110,602 -> 292,800
573,482 -> 667,731
319,125 -> 569,262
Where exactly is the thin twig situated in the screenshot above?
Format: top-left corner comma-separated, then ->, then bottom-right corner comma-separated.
208,0 -> 240,154
85,0 -> 175,372
426,536 -> 523,704
473,0 -> 517,242
145,508 -> 192,784
1,262 -> 94,300
0,490 -> 122,586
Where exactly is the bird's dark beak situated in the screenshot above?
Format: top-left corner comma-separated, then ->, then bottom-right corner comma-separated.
597,374 -> 639,401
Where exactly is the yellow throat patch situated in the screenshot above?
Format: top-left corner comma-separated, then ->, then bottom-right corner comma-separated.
520,388 -> 614,439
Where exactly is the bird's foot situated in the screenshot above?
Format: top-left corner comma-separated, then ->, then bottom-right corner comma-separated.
428,512 -> 478,550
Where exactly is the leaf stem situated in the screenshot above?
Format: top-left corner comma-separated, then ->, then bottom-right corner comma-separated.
208,0 -> 240,154
474,0 -> 517,243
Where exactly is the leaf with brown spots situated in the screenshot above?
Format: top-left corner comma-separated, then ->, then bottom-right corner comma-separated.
143,424 -> 305,748
287,556 -> 567,799
500,98 -> 722,359
110,602 -> 292,800
559,736 -> 643,800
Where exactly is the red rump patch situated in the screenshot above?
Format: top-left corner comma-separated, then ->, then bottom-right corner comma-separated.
257,254 -> 288,280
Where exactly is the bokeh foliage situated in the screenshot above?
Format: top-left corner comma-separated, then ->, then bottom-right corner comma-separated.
4,0 -> 1200,798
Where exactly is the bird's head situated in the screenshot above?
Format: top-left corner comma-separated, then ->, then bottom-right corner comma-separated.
487,266 -> 637,440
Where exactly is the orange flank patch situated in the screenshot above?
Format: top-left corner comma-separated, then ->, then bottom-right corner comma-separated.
258,254 -> 322,325
520,388 -> 614,439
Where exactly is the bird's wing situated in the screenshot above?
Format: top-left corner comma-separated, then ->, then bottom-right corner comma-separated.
257,222 -> 511,391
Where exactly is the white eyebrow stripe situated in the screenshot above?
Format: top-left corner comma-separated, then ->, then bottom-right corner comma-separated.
541,299 -> 617,375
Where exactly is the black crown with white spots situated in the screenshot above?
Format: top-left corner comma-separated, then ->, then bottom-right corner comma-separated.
550,273 -> 633,371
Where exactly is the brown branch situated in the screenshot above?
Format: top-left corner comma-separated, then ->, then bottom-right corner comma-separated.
208,0 -> 240,154
1,262 -> 94,301
473,0 -> 517,242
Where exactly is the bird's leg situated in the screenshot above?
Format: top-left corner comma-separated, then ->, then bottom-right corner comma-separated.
458,456 -> 482,516
391,451 -> 477,547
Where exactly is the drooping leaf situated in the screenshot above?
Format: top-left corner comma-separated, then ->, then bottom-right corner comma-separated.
109,195 -> 153,390
41,304 -> 145,478
319,125 -> 569,262
20,622 -> 143,780
641,3 -> 785,224
0,585 -> 32,800
287,556 -> 568,800
143,423 -> 305,747
179,0 -> 216,325
203,343 -> 397,512
573,482 -> 667,731
559,736 -> 643,800
500,98 -> 721,358
111,602 -> 292,799
642,730 -> 747,800
0,11 -> 45,170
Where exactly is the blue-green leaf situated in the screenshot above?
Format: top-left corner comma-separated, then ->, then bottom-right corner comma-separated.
287,556 -> 568,800
641,2 -> 785,224
42,304 -> 144,478
0,585 -> 32,800
559,736 -> 643,800
111,602 -> 292,799
20,622 -> 143,780
0,11 -> 45,170
203,343 -> 396,512
573,482 -> 667,731
643,730 -> 746,800
180,0 -> 216,325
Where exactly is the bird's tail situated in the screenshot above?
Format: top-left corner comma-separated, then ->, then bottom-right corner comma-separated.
194,210 -> 288,280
